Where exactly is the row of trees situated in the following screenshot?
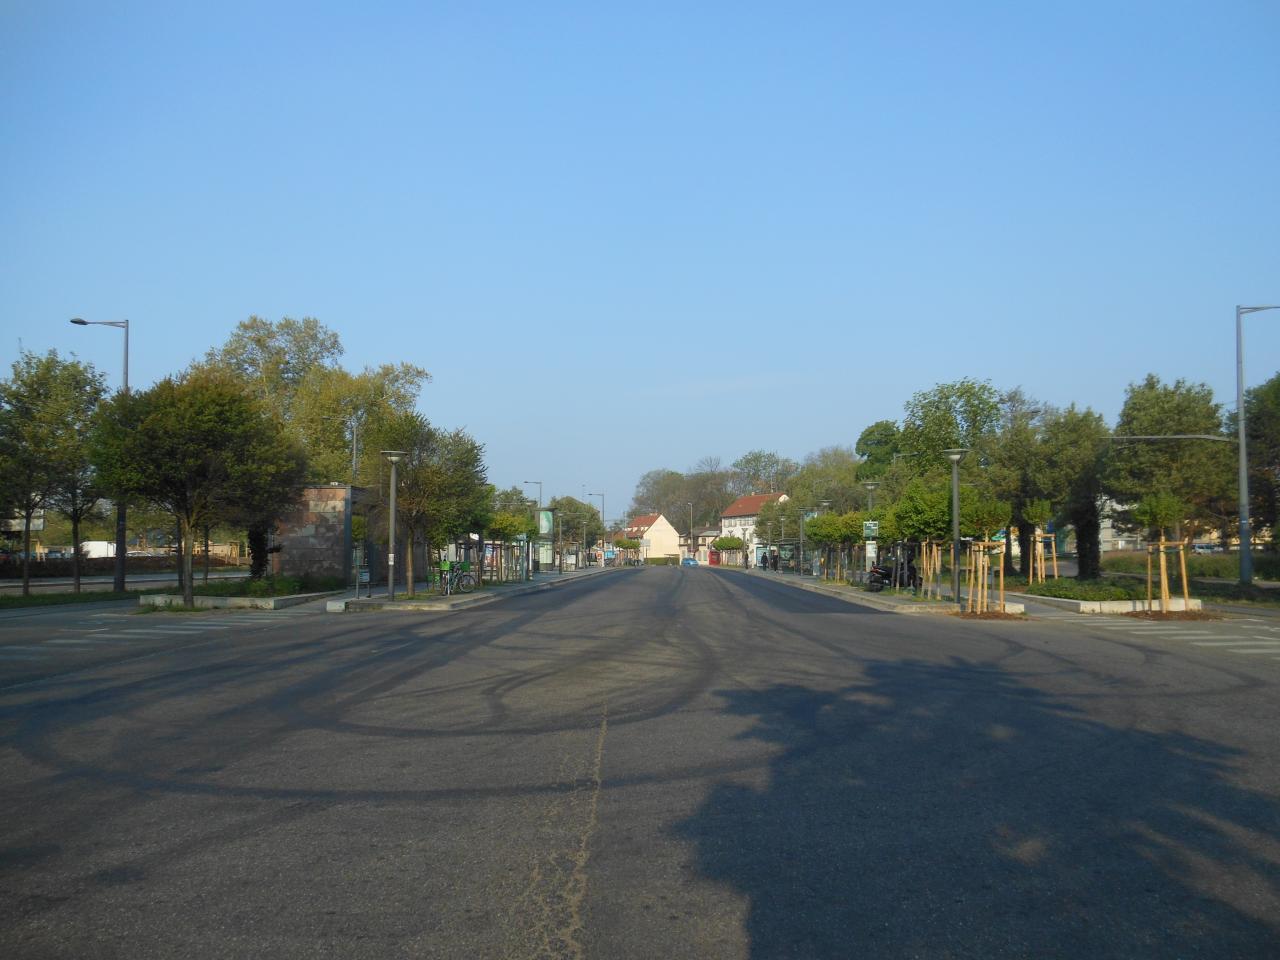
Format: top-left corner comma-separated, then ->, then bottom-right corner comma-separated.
0,317 -> 499,604
629,373 -> 1280,580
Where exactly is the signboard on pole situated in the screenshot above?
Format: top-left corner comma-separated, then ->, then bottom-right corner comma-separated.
538,510 -> 554,536
863,521 -> 879,539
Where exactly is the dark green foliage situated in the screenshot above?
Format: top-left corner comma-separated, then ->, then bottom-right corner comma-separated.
1244,372 -> 1280,544
191,574 -> 344,597
1022,579 -> 1140,601
91,371 -> 306,606
1107,374 -> 1233,538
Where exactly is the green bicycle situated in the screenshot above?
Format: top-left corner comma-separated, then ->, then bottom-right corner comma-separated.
439,563 -> 477,596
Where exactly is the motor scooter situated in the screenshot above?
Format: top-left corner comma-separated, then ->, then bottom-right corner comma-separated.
867,560 -> 920,592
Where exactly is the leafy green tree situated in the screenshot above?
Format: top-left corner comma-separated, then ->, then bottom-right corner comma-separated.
1243,371 -> 1280,546
965,494 -> 1012,540
755,497 -> 807,542
0,350 -> 108,594
202,316 -> 430,485
892,479 -> 952,542
628,468 -> 689,528
372,413 -> 489,594
1041,405 -> 1110,580
730,449 -> 798,496
547,495 -> 607,548
44,359 -> 110,591
493,485 -> 536,514
488,511 -> 534,541
981,389 -> 1050,574
1133,492 -> 1186,540
788,446 -> 863,513
855,421 -> 901,479
203,316 -> 343,410
91,372 -> 306,605
712,535 -> 743,551
1106,374 -> 1233,539
899,378 -> 1002,462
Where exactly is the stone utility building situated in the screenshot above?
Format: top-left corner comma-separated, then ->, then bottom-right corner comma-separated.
270,484 -> 424,587
271,484 -> 356,582
718,492 -> 789,556
623,513 -> 681,563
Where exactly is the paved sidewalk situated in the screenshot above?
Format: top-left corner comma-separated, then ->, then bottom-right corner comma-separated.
319,563 -> 624,613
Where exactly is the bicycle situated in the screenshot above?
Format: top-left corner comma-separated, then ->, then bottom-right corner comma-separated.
439,565 -> 477,596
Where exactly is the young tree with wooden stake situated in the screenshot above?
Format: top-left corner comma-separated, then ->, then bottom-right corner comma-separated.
1134,493 -> 1185,613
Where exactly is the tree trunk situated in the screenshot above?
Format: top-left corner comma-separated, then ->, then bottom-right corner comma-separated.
21,510 -> 32,597
181,520 -> 195,607
247,523 -> 269,578
71,514 -> 82,593
1073,505 -> 1102,581
203,526 -> 211,584
175,521 -> 185,593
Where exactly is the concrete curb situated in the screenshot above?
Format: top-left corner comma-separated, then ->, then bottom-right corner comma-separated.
140,591 -> 343,611
710,568 -> 1026,615
1004,591 -> 1201,614
326,565 -> 626,613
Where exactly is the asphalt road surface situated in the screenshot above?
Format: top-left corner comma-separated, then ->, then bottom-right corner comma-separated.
2,567 -> 1278,958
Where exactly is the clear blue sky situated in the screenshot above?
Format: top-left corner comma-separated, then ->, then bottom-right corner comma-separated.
3,1 -> 1278,522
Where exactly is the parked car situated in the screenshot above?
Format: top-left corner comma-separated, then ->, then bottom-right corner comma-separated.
681,557 -> 698,567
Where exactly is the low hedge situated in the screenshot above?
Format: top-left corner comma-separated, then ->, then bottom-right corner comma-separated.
1021,579 -> 1144,601
1101,550 -> 1280,580
0,556 -> 248,579
644,557 -> 675,566
191,575 -> 344,598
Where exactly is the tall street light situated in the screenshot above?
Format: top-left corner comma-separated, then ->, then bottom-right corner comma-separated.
688,502 -> 695,560
863,481 -> 879,513
944,449 -> 967,611
382,450 -> 407,600
70,317 -> 129,591
1237,304 -> 1279,585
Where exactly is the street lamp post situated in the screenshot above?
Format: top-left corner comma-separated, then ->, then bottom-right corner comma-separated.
70,318 -> 129,591
1237,304 -> 1279,585
864,481 -> 879,514
944,449 -> 967,611
382,451 -> 407,599
688,502 -> 694,560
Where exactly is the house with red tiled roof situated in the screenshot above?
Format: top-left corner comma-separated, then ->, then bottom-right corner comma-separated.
719,492 -> 789,561
622,513 -> 681,562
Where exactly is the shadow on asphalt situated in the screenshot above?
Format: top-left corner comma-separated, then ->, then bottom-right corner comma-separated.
676,660 -> 1280,958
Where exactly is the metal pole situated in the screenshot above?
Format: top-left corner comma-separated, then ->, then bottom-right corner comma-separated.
387,458 -> 398,600
1235,305 -> 1280,585
115,321 -> 130,593
799,511 -> 804,576
951,458 -> 962,609
1237,306 -> 1252,585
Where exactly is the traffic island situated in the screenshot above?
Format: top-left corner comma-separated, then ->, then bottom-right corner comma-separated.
141,591 -> 341,611
326,564 -> 624,613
